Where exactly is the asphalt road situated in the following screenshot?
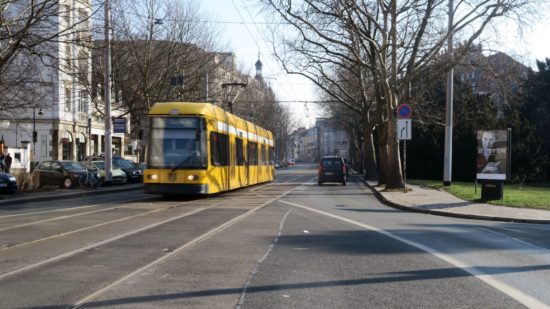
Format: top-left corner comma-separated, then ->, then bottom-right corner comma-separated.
0,166 -> 549,308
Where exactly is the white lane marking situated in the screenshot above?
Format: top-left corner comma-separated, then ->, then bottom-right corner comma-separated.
0,196 -> 151,219
72,190 -> 293,309
236,209 -> 293,309
479,227 -> 550,253
278,200 -> 550,309
0,202 -> 221,281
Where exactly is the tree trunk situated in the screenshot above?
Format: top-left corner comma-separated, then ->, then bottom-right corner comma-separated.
376,122 -> 389,186
385,116 -> 404,189
364,127 -> 378,181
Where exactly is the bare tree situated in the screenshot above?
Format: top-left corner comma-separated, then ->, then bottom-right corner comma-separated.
258,0 -> 539,189
0,0 -> 97,116
230,76 -> 294,158
82,0 -> 223,140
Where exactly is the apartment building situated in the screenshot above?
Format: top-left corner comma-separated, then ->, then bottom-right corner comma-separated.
1,0 -> 103,168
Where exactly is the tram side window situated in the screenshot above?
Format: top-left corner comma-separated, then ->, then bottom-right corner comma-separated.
260,145 -> 266,165
236,138 -> 245,166
269,146 -> 274,165
248,141 -> 258,165
210,132 -> 229,166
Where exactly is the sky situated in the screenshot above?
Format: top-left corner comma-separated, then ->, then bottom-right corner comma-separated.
199,0 -> 550,129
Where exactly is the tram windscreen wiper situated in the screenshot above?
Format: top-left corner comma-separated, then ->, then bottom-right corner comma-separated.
170,154 -> 197,172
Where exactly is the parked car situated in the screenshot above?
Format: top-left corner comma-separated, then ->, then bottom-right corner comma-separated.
0,172 -> 17,194
34,161 -> 89,189
113,159 -> 143,183
317,156 -> 347,186
83,161 -> 127,185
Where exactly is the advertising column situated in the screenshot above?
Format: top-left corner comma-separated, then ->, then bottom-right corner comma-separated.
476,130 -> 508,200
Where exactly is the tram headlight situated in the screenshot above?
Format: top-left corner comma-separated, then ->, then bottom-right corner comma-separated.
187,175 -> 199,181
147,174 -> 159,180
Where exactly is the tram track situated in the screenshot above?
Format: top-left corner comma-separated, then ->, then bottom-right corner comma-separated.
72,190 -> 291,309
0,196 -> 156,227
0,175 -> 308,252
70,174 -> 314,308
0,176 -> 307,279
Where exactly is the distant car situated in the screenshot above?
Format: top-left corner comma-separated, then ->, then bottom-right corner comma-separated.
0,172 -> 17,194
286,158 -> 296,166
34,160 -> 89,189
317,156 -> 347,186
83,161 -> 127,185
83,155 -> 127,165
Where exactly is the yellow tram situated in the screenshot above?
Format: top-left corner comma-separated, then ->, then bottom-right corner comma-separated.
143,102 -> 274,195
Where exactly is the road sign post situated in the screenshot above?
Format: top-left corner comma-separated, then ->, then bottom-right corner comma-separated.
397,104 -> 413,192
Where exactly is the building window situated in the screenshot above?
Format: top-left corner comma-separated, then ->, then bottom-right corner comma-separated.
79,90 -> 87,112
63,5 -> 71,28
40,135 -> 48,157
77,9 -> 88,42
65,87 -> 72,111
65,44 -> 71,69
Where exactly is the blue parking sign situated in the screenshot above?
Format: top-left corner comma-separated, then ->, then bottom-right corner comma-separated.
113,118 -> 126,134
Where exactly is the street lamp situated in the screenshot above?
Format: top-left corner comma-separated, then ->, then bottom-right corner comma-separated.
32,107 -> 43,161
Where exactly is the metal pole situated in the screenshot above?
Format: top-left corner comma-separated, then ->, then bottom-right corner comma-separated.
32,108 -> 36,161
403,140 -> 407,192
443,0 -> 454,186
507,128 -> 512,181
104,0 -> 112,183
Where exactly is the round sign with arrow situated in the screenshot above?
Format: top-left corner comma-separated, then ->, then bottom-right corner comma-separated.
397,103 -> 412,119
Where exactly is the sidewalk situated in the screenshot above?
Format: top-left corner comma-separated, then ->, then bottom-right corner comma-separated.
366,181 -> 550,224
0,184 -> 143,206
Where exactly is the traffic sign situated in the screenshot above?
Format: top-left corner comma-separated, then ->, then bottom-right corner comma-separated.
397,103 -> 412,119
113,117 -> 126,134
397,119 -> 412,140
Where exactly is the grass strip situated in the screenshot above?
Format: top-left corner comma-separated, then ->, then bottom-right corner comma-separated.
407,179 -> 550,210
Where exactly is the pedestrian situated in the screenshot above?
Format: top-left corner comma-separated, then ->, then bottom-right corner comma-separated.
0,153 -> 4,172
4,153 -> 12,174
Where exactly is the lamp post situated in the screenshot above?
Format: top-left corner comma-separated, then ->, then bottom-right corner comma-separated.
443,0 -> 454,186
32,107 -> 43,161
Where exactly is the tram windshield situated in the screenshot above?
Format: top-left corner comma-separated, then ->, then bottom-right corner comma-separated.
148,117 -> 207,169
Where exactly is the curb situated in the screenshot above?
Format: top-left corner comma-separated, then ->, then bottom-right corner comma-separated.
364,181 -> 550,224
0,185 -> 143,206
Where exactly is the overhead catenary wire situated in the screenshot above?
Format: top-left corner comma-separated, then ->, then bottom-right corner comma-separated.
233,0 -> 313,118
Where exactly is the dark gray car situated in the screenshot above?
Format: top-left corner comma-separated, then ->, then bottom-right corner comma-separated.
317,156 -> 347,186
34,160 -> 88,189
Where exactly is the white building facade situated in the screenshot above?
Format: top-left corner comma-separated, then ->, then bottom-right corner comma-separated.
1,0 -> 129,169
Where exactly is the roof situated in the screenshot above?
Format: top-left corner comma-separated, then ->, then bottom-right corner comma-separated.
149,102 -> 273,141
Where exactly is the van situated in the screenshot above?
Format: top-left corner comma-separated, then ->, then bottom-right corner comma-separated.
317,156 -> 347,186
